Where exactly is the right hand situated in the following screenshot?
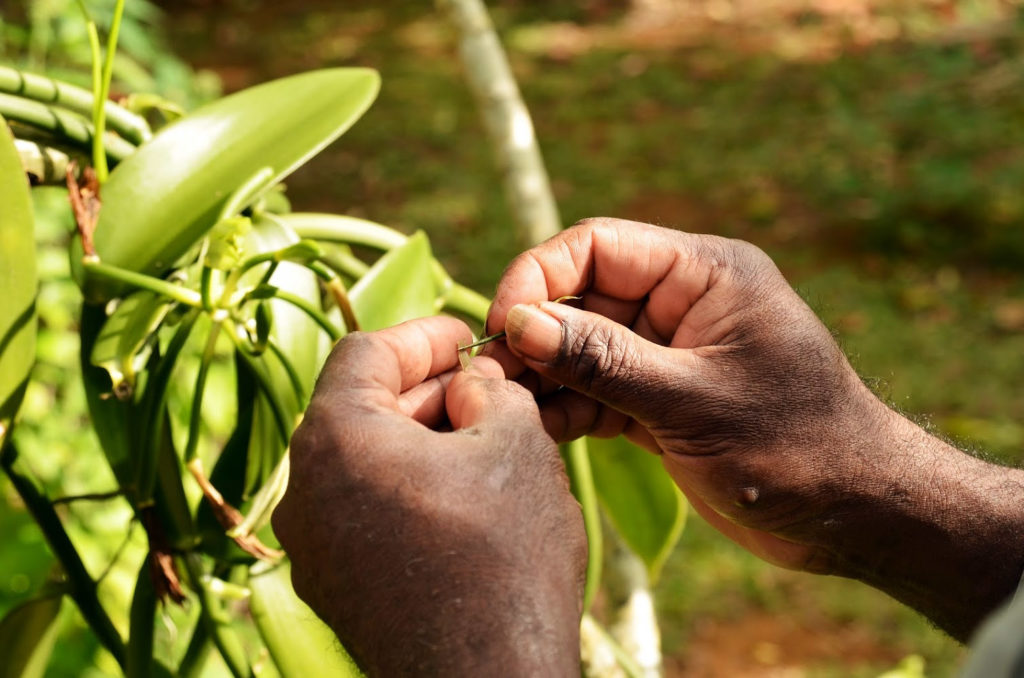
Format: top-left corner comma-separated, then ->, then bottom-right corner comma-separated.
485,217 -> 890,574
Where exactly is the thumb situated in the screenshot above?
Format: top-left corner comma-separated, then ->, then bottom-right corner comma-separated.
504,302 -> 688,420
446,366 -> 543,431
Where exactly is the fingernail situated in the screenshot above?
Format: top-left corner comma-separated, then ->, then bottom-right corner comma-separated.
506,304 -> 562,362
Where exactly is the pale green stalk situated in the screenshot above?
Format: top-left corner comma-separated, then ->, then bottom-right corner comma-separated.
183,322 -> 223,463
565,438 -> 602,611
81,259 -> 202,307
93,0 -> 127,183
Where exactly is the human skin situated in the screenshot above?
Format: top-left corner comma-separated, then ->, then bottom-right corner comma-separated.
484,217 -> 1024,642
275,217 -> 1024,675
272,317 -> 586,676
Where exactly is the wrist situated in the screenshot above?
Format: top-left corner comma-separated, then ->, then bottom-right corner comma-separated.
821,398 -> 1024,640
355,565 -> 581,676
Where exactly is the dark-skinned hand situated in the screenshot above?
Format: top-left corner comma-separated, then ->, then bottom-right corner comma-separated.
273,316 -> 586,676
485,217 -> 1024,641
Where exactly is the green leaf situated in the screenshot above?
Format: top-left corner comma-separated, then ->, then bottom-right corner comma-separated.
248,561 -> 363,678
80,302 -> 136,487
0,116 -> 37,447
349,231 -> 437,331
586,436 -> 687,582
0,594 -> 63,678
80,68 -> 380,302
89,290 -> 173,399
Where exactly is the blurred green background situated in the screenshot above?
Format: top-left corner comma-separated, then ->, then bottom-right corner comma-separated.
4,0 -> 1024,675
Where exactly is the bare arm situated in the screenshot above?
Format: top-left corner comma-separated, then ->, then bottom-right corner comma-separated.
486,217 -> 1024,641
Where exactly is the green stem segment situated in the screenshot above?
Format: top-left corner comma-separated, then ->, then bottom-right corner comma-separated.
229,325 -> 293,446
564,438 -> 602,612
0,93 -> 137,161
183,321 -> 223,463
182,554 -> 251,678
177,621 -> 212,678
126,557 -> 157,678
93,0 -> 127,183
262,289 -> 342,342
1,443 -> 126,668
266,339 -> 307,407
82,259 -> 202,307
135,312 -> 199,505
0,66 -> 150,144
286,212 -> 491,323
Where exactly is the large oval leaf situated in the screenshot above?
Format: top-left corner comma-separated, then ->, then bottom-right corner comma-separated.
248,561 -> 362,678
81,68 -> 380,302
0,116 -> 37,446
586,436 -> 687,582
349,231 -> 437,331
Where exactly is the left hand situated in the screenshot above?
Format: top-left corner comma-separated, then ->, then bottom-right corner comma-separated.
272,316 -> 586,676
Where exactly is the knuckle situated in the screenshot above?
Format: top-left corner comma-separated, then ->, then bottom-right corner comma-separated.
562,322 -> 641,393
694,234 -> 778,288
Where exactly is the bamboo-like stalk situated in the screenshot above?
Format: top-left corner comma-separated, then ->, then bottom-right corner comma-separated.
0,94 -> 137,161
15,138 -> 78,185
438,0 -> 562,245
0,66 -> 151,144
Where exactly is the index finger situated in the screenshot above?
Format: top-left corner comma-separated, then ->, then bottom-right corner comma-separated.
311,315 -> 473,414
486,218 -> 715,340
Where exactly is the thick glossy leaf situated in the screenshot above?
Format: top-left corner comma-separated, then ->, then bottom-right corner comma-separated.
249,561 -> 362,678
0,594 -> 63,678
349,231 -> 437,331
81,68 -> 380,302
80,303 -> 136,486
0,116 -> 37,446
586,436 -> 686,582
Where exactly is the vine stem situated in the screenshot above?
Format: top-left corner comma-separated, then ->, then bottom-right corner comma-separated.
183,321 -> 223,463
0,94 -> 137,161
0,65 -> 151,144
227,322 -> 294,446
181,554 -> 251,678
564,438 -> 603,611
285,212 -> 491,322
81,259 -> 202,307
1,442 -> 126,668
266,338 -> 308,407
72,0 -> 105,177
257,288 -> 342,342
93,0 -> 127,183
177,621 -> 212,678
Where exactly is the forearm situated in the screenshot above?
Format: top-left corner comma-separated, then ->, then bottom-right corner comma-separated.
825,400 -> 1024,641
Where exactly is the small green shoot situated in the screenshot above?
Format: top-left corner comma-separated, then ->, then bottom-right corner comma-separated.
456,295 -> 580,368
